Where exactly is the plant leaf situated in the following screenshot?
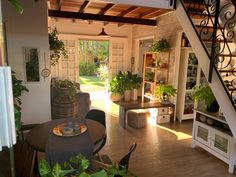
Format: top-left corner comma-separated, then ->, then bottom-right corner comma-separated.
91,169 -> 108,177
8,0 -> 24,14
38,159 -> 51,177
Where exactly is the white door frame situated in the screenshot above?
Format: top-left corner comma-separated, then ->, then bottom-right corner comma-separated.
134,35 -> 154,74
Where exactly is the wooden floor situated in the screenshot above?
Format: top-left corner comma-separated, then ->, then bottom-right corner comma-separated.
1,99 -> 236,177
98,112 -> 236,177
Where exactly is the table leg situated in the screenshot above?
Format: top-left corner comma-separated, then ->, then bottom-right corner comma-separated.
119,107 -> 126,128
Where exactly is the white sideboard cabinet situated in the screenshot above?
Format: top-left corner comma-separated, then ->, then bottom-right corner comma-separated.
192,109 -> 236,173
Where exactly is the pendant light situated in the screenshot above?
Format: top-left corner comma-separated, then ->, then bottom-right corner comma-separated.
98,27 -> 109,37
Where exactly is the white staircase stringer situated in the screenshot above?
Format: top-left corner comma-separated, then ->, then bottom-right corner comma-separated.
176,0 -> 236,139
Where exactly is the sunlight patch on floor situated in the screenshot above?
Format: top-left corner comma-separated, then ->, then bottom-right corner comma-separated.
156,124 -> 192,140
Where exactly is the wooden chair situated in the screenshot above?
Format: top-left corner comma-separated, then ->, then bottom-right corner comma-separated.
85,109 -> 106,155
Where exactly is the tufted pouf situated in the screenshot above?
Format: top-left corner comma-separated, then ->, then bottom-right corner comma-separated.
127,109 -> 149,128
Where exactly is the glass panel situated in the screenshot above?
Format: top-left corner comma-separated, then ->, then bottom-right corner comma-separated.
184,92 -> 194,114
214,134 -> 228,153
197,126 -> 209,142
186,53 -> 198,90
24,47 -> 40,82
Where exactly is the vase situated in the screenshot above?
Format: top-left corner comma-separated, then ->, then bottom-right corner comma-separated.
124,90 -> 131,102
110,92 -> 123,102
131,89 -> 138,101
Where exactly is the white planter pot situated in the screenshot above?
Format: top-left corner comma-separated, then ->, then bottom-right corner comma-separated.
124,90 -> 131,102
109,92 -> 123,102
131,89 -> 138,101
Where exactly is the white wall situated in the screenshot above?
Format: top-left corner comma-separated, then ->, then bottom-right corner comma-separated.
2,0 -> 50,124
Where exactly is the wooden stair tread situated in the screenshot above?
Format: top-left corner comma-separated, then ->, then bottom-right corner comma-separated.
189,12 -> 215,19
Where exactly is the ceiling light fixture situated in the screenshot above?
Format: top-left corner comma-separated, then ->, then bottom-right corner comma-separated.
98,28 -> 110,37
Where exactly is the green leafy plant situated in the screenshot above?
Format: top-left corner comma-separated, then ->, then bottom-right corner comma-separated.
155,84 -> 176,102
49,28 -> 68,66
109,71 -> 126,94
151,39 -> 170,53
12,71 -> 29,129
79,60 -> 97,76
145,72 -> 155,82
192,85 -> 219,112
131,73 -> 142,89
39,154 -> 134,177
54,79 -> 77,99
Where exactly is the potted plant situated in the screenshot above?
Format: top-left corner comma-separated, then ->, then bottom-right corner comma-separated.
12,71 -> 29,130
151,39 -> 170,67
151,39 -> 170,53
108,71 -> 125,101
192,85 -> 219,113
51,79 -> 78,119
130,73 -> 142,101
155,84 -> 176,103
49,28 -> 68,66
123,71 -> 133,102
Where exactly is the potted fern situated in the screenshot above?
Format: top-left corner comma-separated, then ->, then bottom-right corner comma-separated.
192,85 -> 219,113
155,84 -> 176,103
49,28 -> 68,66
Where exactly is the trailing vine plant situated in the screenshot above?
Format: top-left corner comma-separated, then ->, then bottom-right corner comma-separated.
49,28 -> 68,66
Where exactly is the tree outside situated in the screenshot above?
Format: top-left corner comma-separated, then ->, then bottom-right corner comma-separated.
78,40 -> 109,92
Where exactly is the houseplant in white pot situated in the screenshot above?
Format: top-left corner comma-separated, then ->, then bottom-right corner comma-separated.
131,73 -> 142,101
192,85 -> 219,113
123,71 -> 133,102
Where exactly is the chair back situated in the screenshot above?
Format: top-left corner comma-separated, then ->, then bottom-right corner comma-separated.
85,109 -> 106,127
118,143 -> 137,170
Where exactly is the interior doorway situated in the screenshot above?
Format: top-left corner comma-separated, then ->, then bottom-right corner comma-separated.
138,38 -> 153,77
78,39 -> 109,100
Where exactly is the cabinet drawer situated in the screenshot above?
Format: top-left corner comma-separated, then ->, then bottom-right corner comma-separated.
156,115 -> 170,124
157,108 -> 169,115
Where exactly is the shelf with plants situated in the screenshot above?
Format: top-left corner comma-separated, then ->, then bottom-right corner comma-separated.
141,39 -> 171,102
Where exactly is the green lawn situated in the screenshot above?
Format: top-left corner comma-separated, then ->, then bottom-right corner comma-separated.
79,76 -> 106,91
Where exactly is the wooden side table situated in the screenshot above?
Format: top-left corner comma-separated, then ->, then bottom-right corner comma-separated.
114,99 -> 175,128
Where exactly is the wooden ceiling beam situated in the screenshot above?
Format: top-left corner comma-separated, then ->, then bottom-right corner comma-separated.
140,9 -> 161,18
119,6 -> 139,17
98,3 -> 115,15
79,0 -> 91,13
48,10 -> 157,26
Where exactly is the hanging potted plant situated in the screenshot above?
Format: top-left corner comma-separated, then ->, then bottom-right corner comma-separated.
12,71 -> 29,130
155,84 -> 176,103
192,85 -> 219,113
49,28 -> 68,66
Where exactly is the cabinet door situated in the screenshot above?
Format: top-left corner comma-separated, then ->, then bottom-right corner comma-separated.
195,121 -> 211,147
211,130 -> 232,158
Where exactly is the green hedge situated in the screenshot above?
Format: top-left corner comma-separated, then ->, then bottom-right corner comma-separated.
79,61 -> 97,76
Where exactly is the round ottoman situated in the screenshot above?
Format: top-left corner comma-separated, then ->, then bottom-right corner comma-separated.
127,109 -> 149,128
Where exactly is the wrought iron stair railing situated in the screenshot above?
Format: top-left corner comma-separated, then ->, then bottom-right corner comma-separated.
181,0 -> 236,110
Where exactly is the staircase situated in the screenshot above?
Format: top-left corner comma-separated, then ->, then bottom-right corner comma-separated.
175,0 -> 236,138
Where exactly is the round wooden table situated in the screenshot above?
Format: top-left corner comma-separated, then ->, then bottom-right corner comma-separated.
26,118 -> 106,152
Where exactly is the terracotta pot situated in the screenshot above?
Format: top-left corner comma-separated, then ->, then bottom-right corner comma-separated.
124,90 -> 131,102
110,92 -> 123,102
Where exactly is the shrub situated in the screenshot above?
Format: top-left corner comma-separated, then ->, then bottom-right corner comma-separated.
79,61 -> 97,76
